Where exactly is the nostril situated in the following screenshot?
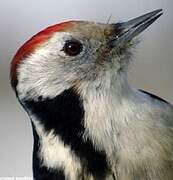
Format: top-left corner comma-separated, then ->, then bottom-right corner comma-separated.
111,23 -> 124,36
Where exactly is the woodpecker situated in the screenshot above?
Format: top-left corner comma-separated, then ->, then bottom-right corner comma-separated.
11,9 -> 173,180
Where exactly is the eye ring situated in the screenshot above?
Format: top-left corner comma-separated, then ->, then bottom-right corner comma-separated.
63,39 -> 83,56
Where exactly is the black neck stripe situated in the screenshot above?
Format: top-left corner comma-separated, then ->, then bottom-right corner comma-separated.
25,88 -> 109,179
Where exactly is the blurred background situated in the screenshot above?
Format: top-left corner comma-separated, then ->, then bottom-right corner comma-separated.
0,0 -> 173,177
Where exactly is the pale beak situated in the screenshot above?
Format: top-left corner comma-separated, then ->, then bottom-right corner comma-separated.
110,9 -> 163,48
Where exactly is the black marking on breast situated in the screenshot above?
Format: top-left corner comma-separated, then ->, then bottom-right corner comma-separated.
31,122 -> 65,180
139,89 -> 170,104
25,88 -> 109,178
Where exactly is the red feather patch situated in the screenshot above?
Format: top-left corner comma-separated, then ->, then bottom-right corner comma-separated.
10,21 -> 76,89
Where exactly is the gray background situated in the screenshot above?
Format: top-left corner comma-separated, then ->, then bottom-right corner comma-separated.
0,0 -> 173,177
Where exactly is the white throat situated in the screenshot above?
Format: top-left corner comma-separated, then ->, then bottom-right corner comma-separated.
79,70 -> 134,155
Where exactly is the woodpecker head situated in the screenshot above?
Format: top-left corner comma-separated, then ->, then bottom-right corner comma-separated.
11,9 -> 162,101
10,10 -> 164,179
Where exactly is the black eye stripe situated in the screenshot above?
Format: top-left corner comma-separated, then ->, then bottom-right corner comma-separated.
63,40 -> 83,56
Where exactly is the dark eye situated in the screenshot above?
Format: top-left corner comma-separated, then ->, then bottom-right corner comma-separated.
63,40 -> 83,56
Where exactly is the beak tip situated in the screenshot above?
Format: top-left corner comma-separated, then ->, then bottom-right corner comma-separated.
156,8 -> 163,12
110,9 -> 164,48
155,8 -> 163,16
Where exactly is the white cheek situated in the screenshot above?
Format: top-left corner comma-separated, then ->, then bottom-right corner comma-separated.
17,54 -> 71,101
16,32 -> 89,101
16,33 -> 71,100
